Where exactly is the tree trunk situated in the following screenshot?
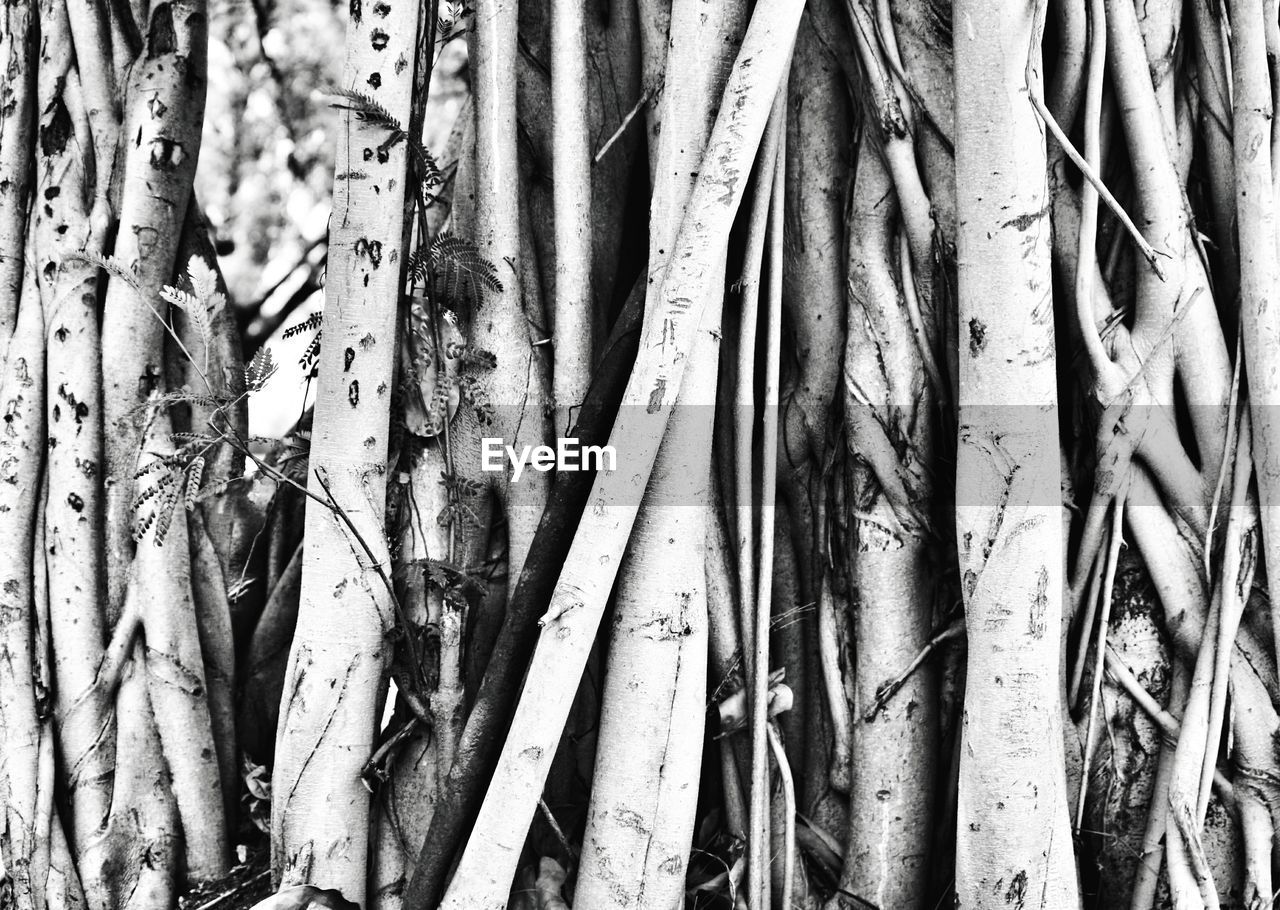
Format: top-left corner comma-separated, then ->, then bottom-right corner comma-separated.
952,3 -> 1080,906
270,0 -> 420,899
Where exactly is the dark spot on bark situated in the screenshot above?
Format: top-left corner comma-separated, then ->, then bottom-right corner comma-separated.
1029,566 -> 1049,639
968,318 -> 987,357
370,29 -> 389,50
52,404 -> 60,423
1003,870 -> 1027,908
367,72 -> 381,89
647,378 -> 666,414
67,492 -> 83,513
44,186 -> 60,200
39,98 -> 72,157
148,95 -> 168,119
349,0 -> 361,21
363,147 -> 374,161
372,0 -> 390,14
134,225 -> 161,259
54,325 -> 68,343
147,137 -> 186,170
395,53 -> 407,74
344,348 -> 356,372
146,4 -> 176,57
3,579 -> 17,595
42,262 -> 56,283
354,237 -> 382,268
376,146 -> 389,164
1001,207 -> 1045,232
348,380 -> 359,406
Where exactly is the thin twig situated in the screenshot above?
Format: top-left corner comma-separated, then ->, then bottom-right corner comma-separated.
1075,479 -> 1127,833
538,799 -> 578,861
593,82 -> 657,165
865,616 -> 962,720
767,722 -> 796,910
1028,92 -> 1168,280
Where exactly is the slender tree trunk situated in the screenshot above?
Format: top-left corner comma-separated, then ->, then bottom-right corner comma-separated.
0,0 -> 34,346
572,0 -> 743,899
952,4 -> 1080,906
836,135 -> 938,910
435,5 -> 803,904
270,0 -> 420,899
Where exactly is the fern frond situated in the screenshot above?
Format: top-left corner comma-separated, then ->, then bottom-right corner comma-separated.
330,88 -> 404,135
184,456 -> 205,511
429,233 -> 503,296
66,252 -> 141,291
245,347 -> 278,392
283,312 -> 323,339
161,285 -> 213,350
187,256 -> 220,307
300,333 -> 322,375
412,142 -> 443,189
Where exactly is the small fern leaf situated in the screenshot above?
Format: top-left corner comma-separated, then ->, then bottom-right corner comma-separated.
187,257 -> 219,308
185,456 -> 205,511
283,312 -> 323,339
245,347 -> 278,392
161,284 -> 213,350
412,142 -> 443,189
300,332 -> 322,376
152,490 -> 179,546
67,252 -> 142,291
330,88 -> 404,135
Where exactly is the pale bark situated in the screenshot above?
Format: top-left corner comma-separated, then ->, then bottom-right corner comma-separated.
1232,0 -> 1280,687
550,0 -> 593,430
572,0 -> 742,904
270,0 -> 420,900
100,0 -> 208,625
436,4 -> 803,904
952,3 -> 1080,906
834,137 -> 937,910
0,266 -> 47,910
131,424 -> 229,879
30,8 -> 114,858
0,0 -> 34,344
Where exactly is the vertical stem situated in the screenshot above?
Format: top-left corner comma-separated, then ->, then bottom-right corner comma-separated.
550,0 -> 593,433
951,2 -> 1080,905
750,99 -> 786,910
269,0 -> 421,898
